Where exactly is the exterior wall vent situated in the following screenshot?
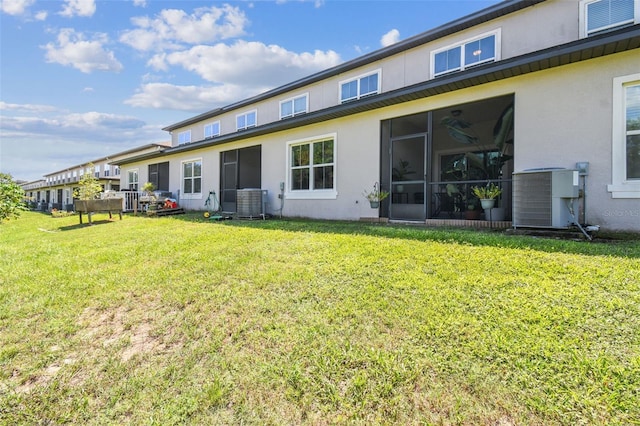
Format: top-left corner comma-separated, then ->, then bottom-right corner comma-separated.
512,169 -> 579,228
237,188 -> 267,219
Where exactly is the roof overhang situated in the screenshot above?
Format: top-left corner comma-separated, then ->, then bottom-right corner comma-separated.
119,24 -> 640,166
162,0 -> 545,132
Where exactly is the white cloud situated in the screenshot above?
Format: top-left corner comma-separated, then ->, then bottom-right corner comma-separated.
0,0 -> 35,15
119,5 -> 248,52
1,111 -> 145,134
34,10 -> 47,20
133,0 -> 146,7
0,106 -> 166,181
42,28 -> 123,73
124,82 -> 258,112
59,0 -> 96,18
381,29 -> 400,47
0,101 -> 58,113
149,40 -> 341,87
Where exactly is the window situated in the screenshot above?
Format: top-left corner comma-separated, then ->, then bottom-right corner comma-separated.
581,0 -> 637,37
287,134 -> 337,199
608,74 -> 640,198
236,110 -> 257,131
204,121 -> 220,139
127,169 -> 139,191
94,165 -> 100,178
148,162 -> 170,191
178,130 -> 191,144
280,94 -> 308,119
340,71 -> 380,103
432,31 -> 500,77
182,159 -> 202,198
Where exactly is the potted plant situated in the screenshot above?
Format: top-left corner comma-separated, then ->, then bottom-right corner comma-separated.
141,182 -> 157,213
472,183 -> 502,210
392,159 -> 416,192
363,182 -> 389,209
465,202 -> 480,220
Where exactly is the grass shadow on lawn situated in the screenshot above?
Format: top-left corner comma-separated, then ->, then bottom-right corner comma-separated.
167,212 -> 640,259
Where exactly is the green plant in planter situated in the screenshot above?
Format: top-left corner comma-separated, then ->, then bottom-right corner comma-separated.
471,183 -> 502,200
363,182 -> 389,208
392,159 -> 416,181
142,182 -> 157,211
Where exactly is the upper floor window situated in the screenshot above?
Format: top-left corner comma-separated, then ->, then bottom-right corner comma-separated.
280,94 -> 308,119
607,73 -> 640,198
178,130 -> 191,144
204,121 -> 220,139
236,110 -> 257,131
582,0 -> 637,37
340,70 -> 380,103
432,30 -> 500,77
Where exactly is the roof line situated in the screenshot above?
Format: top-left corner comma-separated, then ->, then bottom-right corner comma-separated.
116,24 -> 640,166
162,0 -> 543,131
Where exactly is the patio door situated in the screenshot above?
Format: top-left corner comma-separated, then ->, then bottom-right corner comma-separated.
220,145 -> 261,212
390,133 -> 428,221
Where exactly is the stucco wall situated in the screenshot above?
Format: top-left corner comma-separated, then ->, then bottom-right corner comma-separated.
511,50 -> 640,231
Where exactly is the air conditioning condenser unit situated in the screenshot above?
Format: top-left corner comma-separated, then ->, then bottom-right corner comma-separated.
512,169 -> 579,229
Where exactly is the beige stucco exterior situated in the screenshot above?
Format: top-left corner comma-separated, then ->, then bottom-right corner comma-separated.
117,0 -> 640,230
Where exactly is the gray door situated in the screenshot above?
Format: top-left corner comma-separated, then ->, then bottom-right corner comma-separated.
390,134 -> 427,221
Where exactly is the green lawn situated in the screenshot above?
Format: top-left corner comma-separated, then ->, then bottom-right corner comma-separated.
1,211 -> 639,425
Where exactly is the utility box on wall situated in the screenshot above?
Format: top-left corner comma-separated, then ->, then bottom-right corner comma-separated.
513,169 -> 579,228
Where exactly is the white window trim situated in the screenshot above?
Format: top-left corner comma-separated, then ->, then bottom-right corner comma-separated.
339,69 -> 382,104
279,93 -> 309,119
285,133 -> 338,200
608,73 -> 640,198
178,130 -> 191,144
181,158 -> 203,200
430,29 -> 501,78
127,169 -> 139,190
236,110 -> 257,131
579,0 -> 640,38
204,121 -> 221,139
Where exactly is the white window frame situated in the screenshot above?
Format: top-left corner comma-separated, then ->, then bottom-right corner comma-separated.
127,169 -> 139,191
339,70 -> 381,104
608,73 -> 640,198
286,133 -> 337,200
280,93 -> 309,119
181,158 -> 203,199
178,130 -> 191,144
579,0 -> 639,38
204,121 -> 220,139
431,29 -> 501,78
236,110 -> 257,131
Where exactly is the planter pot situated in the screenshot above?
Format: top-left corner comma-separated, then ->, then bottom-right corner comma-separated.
484,207 -> 505,221
465,209 -> 480,220
369,201 -> 380,209
480,199 -> 496,210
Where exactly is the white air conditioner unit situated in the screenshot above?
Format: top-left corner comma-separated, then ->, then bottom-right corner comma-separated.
237,188 -> 267,219
513,169 -> 579,229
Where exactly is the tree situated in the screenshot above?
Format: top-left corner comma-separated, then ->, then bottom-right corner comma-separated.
73,163 -> 102,200
0,173 -> 27,222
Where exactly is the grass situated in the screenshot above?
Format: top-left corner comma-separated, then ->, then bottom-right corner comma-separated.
1,211 -> 639,425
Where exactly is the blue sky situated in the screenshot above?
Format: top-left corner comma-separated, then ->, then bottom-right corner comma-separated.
0,0 -> 500,182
